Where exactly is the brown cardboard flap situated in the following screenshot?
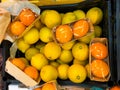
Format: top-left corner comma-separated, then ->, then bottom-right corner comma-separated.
5,58 -> 41,87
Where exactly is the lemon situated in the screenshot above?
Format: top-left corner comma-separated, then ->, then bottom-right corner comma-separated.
56,59 -> 66,64
50,61 -> 60,68
23,27 -> 39,44
31,53 -> 48,70
25,47 -> 39,61
86,7 -> 103,25
73,10 -> 86,20
17,38 -> 30,53
20,57 -> 29,66
35,41 -> 46,50
34,19 -> 43,29
94,25 -> 102,37
85,63 -> 90,78
68,64 -> 87,83
57,64 -> 69,80
40,65 -> 58,82
39,27 -> 53,43
59,49 -> 73,64
43,10 -> 61,29
44,42 -> 61,60
73,58 -> 88,66
61,40 -> 75,50
72,42 -> 89,61
62,12 -> 77,24
78,32 -> 95,44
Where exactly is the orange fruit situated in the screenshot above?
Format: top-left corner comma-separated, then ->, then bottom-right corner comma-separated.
42,83 -> 56,90
24,66 -> 39,80
73,19 -> 89,38
19,8 -> 36,26
110,85 -> 120,90
34,87 -> 42,90
91,59 -> 110,78
10,21 -> 26,36
90,42 -> 108,59
11,58 -> 26,70
55,24 -> 73,43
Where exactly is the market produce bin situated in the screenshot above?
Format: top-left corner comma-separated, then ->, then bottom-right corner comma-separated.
0,0 -> 118,89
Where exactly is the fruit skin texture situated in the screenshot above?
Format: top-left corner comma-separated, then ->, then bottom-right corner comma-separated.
86,7 -> 103,25
91,59 -> 110,78
62,12 -> 77,24
11,58 -> 26,70
73,20 -> 89,38
25,47 -> 40,61
24,66 -> 39,81
110,85 -> 120,90
23,27 -> 39,44
10,21 -> 26,36
39,27 -> 53,43
17,38 -> 30,53
42,83 -> 56,90
40,65 -> 58,82
90,42 -> 108,59
72,42 -> 89,61
31,53 -> 48,70
57,64 -> 69,80
55,24 -> 73,43
19,8 -> 36,26
68,64 -> 87,83
42,10 -> 61,29
44,42 -> 61,60
73,10 -> 86,20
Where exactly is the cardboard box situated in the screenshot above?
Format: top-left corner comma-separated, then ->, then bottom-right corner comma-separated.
5,58 -> 41,87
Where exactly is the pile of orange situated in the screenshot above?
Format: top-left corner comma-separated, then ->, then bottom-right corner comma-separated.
55,19 -> 89,44
11,58 -> 39,81
10,8 -> 36,36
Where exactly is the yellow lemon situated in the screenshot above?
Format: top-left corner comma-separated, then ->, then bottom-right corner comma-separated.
62,12 -> 77,24
73,9 -> 86,20
72,42 -> 89,61
59,49 -> 73,64
31,53 -> 48,70
68,64 -> 87,83
85,63 -> 90,78
61,40 -> 76,50
73,58 -> 88,66
44,42 -> 61,60
23,27 -> 39,44
50,61 -> 60,68
40,65 -> 58,82
39,27 -> 53,43
94,25 -> 102,37
17,38 -> 30,53
25,47 -> 39,61
43,10 -> 61,29
86,7 -> 103,25
57,64 -> 69,80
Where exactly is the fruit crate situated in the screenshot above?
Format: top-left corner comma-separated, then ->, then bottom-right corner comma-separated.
1,0 -> 117,89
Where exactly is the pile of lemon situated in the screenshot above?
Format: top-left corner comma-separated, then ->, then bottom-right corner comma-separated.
10,7 -> 103,84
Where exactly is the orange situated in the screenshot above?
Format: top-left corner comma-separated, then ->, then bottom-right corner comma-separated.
73,19 -> 89,38
110,85 -> 120,90
34,87 -> 42,90
19,8 -> 36,26
91,59 -> 110,78
90,42 -> 108,59
24,66 -> 39,81
55,24 -> 73,43
42,83 -> 56,90
10,21 -> 26,36
11,58 -> 26,70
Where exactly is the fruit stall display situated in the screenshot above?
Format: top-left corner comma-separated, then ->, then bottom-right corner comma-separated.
1,0 -> 116,90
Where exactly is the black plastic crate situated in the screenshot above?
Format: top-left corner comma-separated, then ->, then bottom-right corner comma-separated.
1,0 -> 117,89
